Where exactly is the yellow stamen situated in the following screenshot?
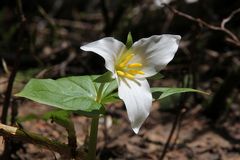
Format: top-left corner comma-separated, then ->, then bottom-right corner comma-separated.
124,53 -> 134,62
124,73 -> 134,79
128,70 -> 144,75
118,53 -> 134,67
118,63 -> 125,68
116,70 -> 125,76
115,52 -> 144,80
128,63 -> 143,68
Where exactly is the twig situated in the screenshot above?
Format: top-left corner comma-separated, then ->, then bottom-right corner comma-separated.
1,0 -> 26,158
221,8 -> 240,29
1,53 -> 20,124
16,0 -> 26,22
172,108 -> 187,147
38,5 -> 55,27
0,123 -> 84,159
54,19 -> 96,30
160,74 -> 190,160
164,4 -> 240,47
159,109 -> 182,160
39,6 -> 98,31
1,0 -> 26,125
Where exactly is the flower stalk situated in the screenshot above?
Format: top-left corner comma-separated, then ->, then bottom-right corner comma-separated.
87,83 -> 105,160
87,117 -> 99,160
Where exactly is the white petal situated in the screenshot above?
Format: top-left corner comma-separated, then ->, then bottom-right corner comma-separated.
80,37 -> 125,73
132,34 -> 181,77
185,0 -> 198,3
118,78 -> 152,133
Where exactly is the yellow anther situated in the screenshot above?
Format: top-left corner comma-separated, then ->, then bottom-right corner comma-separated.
128,70 -> 144,75
124,73 -> 134,79
118,53 -> 134,67
115,53 -> 144,80
137,71 -> 144,75
118,63 -> 125,68
128,63 -> 143,68
125,53 -> 134,62
116,70 -> 125,76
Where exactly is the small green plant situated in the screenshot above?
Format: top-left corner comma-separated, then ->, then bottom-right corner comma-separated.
15,33 -> 206,159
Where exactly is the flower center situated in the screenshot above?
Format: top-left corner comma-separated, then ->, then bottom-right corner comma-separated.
115,52 -> 144,80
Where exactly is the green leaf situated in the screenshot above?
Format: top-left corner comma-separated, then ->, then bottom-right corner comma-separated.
101,79 -> 118,104
101,80 -> 118,98
16,76 -> 118,116
94,71 -> 114,83
101,92 -> 120,104
42,110 -> 71,122
126,32 -> 133,49
159,94 -> 180,111
151,87 -> 209,100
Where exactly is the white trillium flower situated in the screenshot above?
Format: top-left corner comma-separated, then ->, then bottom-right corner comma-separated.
80,35 -> 181,133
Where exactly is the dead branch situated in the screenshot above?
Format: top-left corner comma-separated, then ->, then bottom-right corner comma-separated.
0,123 -> 70,156
0,123 -> 85,159
221,8 -> 240,29
164,4 -> 240,47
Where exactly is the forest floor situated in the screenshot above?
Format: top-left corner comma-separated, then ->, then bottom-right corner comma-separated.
1,97 -> 240,160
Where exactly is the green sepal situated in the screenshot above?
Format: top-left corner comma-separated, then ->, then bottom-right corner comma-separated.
126,32 -> 133,49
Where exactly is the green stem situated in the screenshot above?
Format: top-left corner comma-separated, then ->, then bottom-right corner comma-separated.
87,83 -> 104,160
87,117 -> 99,160
96,83 -> 105,103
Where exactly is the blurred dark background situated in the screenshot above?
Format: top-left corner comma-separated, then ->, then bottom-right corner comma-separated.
0,0 -> 239,76
0,0 -> 240,159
